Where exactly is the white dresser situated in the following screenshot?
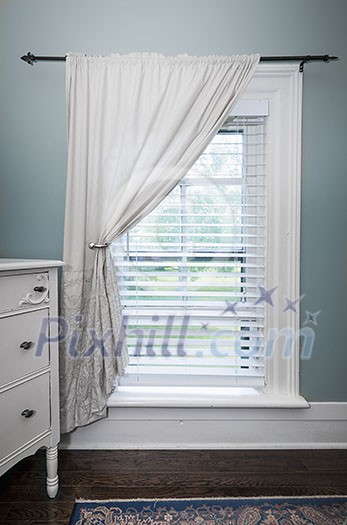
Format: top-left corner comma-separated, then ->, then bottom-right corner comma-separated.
0,259 -> 63,498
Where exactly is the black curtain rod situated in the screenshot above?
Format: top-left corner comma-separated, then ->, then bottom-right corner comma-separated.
20,52 -> 338,72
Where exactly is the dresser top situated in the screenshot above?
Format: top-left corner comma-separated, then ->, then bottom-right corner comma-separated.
0,259 -> 64,271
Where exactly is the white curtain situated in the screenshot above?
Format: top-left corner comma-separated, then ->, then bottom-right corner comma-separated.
60,52 -> 259,433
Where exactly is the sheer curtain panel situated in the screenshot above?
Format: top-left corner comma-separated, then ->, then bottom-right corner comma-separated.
60,52 -> 259,433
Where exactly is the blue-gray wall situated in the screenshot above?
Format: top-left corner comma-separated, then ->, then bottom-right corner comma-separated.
1,0 -> 346,401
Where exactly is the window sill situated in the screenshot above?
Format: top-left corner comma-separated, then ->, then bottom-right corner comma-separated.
108,387 -> 309,409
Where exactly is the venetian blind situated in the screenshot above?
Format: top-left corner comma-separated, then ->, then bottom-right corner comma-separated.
112,115 -> 267,388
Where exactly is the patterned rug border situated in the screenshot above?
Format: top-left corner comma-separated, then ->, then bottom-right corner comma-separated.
70,495 -> 347,525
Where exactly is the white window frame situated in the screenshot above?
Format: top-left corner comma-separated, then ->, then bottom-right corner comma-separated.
109,64 -> 309,409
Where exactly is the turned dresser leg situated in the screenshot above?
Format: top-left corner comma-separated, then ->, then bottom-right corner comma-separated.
46,446 -> 59,498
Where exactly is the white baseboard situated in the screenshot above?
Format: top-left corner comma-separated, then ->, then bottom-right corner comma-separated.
60,402 -> 347,450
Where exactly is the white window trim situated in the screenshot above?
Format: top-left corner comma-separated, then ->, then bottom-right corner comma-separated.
109,64 -> 309,409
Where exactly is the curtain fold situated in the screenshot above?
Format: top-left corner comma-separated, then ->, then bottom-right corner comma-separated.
60,52 -> 259,433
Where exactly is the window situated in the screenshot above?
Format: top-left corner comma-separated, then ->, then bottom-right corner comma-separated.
112,116 -> 266,388
110,65 -> 308,408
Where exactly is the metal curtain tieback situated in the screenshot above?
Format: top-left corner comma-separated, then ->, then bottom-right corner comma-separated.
88,242 -> 109,249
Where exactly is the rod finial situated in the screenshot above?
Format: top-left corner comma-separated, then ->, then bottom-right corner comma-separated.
20,52 -> 36,66
323,54 -> 339,63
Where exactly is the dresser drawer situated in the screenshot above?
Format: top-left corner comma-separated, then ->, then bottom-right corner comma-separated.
0,272 -> 49,314
0,373 -> 50,461
0,310 -> 50,387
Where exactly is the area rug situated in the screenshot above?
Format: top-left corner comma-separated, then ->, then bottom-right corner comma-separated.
69,496 -> 347,524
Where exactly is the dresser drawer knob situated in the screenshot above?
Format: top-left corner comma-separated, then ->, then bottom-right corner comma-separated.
20,341 -> 34,350
21,409 -> 36,418
33,286 -> 47,293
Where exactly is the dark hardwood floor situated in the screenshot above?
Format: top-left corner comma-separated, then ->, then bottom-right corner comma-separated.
0,449 -> 346,523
